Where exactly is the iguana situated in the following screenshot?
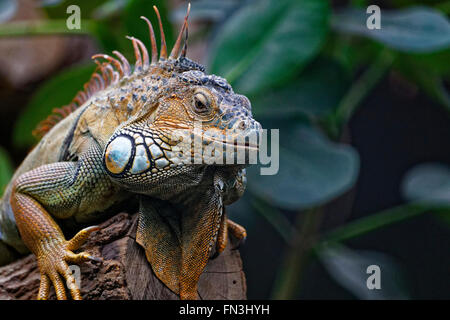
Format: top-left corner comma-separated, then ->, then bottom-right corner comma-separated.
0,4 -> 261,300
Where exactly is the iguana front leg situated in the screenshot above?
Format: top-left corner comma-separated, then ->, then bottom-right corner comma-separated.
10,146 -> 117,300
214,215 -> 247,257
215,168 -> 247,255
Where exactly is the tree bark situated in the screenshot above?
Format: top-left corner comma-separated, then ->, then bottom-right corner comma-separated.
0,212 -> 246,300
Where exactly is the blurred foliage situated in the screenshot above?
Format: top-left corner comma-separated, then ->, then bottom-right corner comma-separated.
317,244 -> 409,299
0,146 -> 13,197
209,0 -> 329,95
0,0 -> 449,299
14,64 -> 96,147
402,163 -> 450,206
246,123 -> 359,210
333,6 -> 450,52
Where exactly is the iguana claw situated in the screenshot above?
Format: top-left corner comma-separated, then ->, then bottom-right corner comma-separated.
227,219 -> 247,250
36,226 -> 100,300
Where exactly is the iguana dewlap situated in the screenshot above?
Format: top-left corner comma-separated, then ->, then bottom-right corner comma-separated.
0,5 -> 261,300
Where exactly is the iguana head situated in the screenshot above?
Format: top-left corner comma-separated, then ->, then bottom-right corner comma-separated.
102,6 -> 262,189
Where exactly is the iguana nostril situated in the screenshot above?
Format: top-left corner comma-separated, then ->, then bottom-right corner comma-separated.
105,135 -> 133,174
238,121 -> 246,130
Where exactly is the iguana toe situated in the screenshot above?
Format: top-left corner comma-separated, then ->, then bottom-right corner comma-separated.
35,225 -> 100,300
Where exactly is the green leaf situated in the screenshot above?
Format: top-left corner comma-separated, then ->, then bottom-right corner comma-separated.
395,52 -> 450,111
208,0 -> 330,95
328,48 -> 395,139
322,203 -> 429,243
405,50 -> 450,77
402,163 -> 450,206
13,63 -> 96,148
324,35 -> 385,75
0,147 -> 14,197
93,0 -> 128,20
124,0 -> 174,56
317,244 -> 409,299
401,159 -> 450,227
333,6 -> 450,53
252,58 -> 350,120
247,124 -> 359,210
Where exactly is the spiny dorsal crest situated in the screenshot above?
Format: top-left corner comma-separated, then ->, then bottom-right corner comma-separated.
34,3 -> 203,139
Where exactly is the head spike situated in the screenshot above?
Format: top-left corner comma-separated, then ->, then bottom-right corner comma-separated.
113,70 -> 120,83
104,64 -> 115,82
126,36 -> 143,71
132,37 -> 150,69
113,50 -> 131,76
73,95 -> 84,106
140,16 -> 158,64
91,75 -> 101,91
153,5 -> 167,60
96,63 -> 110,84
78,91 -> 88,102
170,3 -> 190,59
91,54 -> 124,77
181,14 -> 189,58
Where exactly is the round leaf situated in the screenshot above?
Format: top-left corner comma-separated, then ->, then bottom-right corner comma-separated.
333,6 -> 450,53
208,0 -> 330,95
247,124 -> 359,210
318,244 -> 409,300
402,162 -> 450,205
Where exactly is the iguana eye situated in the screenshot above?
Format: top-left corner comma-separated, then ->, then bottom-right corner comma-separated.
193,91 -> 211,115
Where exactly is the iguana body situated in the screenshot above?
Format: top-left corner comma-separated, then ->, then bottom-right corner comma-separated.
0,5 -> 261,300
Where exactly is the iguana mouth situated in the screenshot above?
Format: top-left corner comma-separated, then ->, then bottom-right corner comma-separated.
215,139 -> 259,151
197,128 -> 261,151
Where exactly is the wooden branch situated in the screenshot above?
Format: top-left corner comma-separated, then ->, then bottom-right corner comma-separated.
0,212 -> 246,300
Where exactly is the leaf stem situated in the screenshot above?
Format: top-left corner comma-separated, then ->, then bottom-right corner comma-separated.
271,207 -> 323,299
319,202 -> 431,244
251,198 -> 296,245
328,48 -> 396,139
